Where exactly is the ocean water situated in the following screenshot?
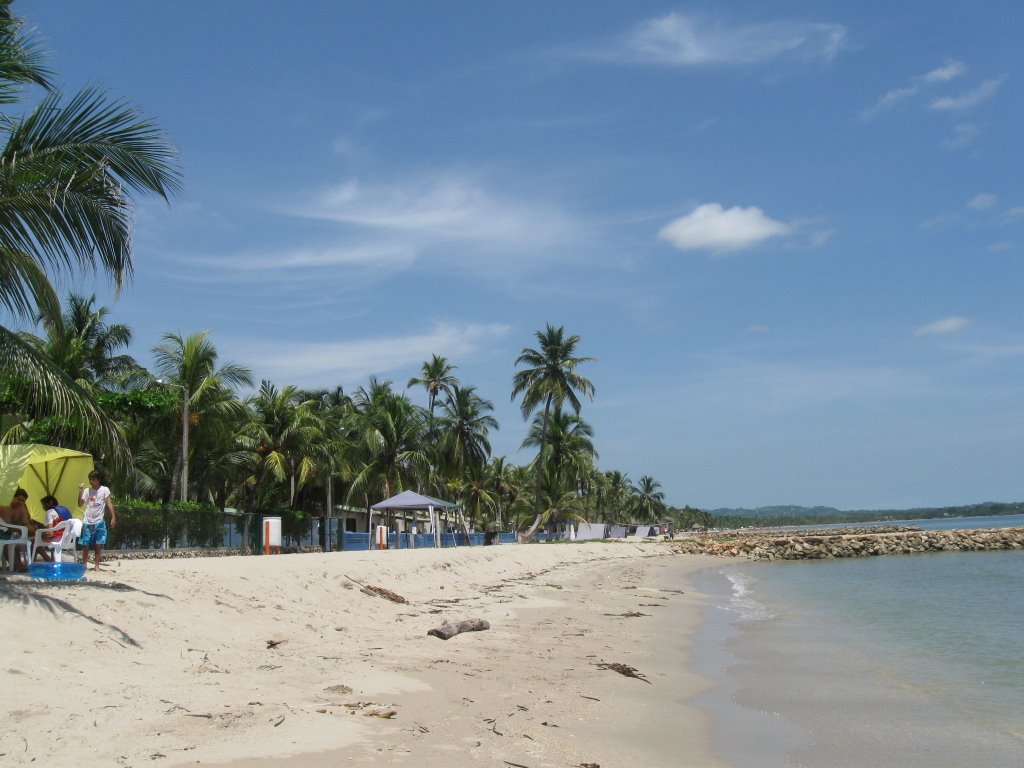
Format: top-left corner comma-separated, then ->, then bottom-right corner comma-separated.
692,519 -> 1024,767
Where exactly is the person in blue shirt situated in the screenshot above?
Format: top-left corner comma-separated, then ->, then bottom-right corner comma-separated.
38,494 -> 75,562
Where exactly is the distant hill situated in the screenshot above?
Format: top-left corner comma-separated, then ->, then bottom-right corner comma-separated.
708,501 -> 1024,526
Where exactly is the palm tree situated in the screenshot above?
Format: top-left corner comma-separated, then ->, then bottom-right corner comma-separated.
603,470 -> 632,525
407,355 -> 459,433
152,331 -> 253,501
346,378 -> 431,509
511,324 -> 595,541
632,475 -> 667,524
435,385 -> 498,480
0,2 -> 180,458
26,292 -> 140,389
522,408 -> 597,492
245,381 -> 324,509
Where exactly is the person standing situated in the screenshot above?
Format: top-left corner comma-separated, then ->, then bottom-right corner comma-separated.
78,471 -> 117,571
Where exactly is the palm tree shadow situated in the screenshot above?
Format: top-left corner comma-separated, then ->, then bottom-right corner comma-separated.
0,577 -> 173,648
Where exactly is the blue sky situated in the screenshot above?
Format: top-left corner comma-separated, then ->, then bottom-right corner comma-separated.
18,1 -> 1024,510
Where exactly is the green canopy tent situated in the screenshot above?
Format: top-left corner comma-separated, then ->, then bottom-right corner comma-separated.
0,444 -> 94,522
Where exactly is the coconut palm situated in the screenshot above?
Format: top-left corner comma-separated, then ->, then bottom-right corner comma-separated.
244,381 -> 324,509
26,292 -> 141,389
407,355 -> 459,433
511,325 -> 595,541
507,463 -> 586,540
632,475 -> 667,524
152,331 -> 253,501
346,378 -> 430,507
522,407 -> 597,494
603,470 -> 633,525
0,2 -> 179,457
434,384 -> 498,480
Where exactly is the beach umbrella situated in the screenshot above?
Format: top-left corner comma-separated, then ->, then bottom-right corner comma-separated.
0,444 -> 94,522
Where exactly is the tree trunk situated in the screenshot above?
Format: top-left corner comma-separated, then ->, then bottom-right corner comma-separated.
519,397 -> 551,543
427,618 -> 490,640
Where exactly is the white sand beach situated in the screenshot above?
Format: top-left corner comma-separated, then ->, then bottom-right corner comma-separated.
1,543 -> 724,767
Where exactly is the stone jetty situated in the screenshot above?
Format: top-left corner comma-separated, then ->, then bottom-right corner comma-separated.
672,526 -> 1024,561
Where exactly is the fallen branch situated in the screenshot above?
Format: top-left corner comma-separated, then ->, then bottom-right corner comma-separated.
346,575 -> 409,604
595,662 -> 651,684
427,618 -> 490,640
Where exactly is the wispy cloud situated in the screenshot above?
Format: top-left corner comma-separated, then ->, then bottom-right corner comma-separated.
923,60 -> 966,83
294,175 -> 580,255
967,193 -> 998,210
929,78 -> 1003,111
944,122 -> 979,150
619,12 -> 846,66
914,316 -> 973,337
658,203 -> 791,253
860,58 -> 967,120
233,322 -> 512,386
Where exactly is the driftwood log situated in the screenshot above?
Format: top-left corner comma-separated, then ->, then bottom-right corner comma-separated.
427,618 -> 490,640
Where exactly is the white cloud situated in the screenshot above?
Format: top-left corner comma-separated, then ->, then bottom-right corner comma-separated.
239,322 -> 512,385
923,59 -> 966,83
861,59 -> 972,120
860,86 -> 919,120
1004,207 -> 1024,221
746,324 -> 769,334
986,241 -> 1014,252
944,123 -> 979,150
913,316 -> 973,337
623,12 -> 846,66
658,203 -> 791,253
967,193 -> 998,210
929,78 -> 1003,111
295,175 -> 579,254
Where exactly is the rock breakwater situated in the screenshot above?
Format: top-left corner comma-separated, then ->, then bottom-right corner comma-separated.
672,527 -> 1024,561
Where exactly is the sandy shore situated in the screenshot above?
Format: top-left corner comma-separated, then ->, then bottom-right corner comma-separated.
1,543 -> 724,767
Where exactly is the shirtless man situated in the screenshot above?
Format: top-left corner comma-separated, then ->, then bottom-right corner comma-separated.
0,488 -> 32,570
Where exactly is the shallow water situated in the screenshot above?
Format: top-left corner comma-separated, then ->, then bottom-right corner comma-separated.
693,538 -> 1024,766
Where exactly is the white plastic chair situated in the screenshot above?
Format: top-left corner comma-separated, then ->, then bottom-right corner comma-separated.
0,520 -> 30,572
33,518 -> 79,563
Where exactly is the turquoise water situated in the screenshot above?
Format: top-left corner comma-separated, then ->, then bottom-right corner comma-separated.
695,522 -> 1024,766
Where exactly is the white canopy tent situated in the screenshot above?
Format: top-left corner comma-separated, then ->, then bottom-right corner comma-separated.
370,490 -> 462,548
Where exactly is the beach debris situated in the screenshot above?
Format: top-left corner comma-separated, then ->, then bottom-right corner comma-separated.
540,721 -> 559,727
428,618 -> 490,640
543,583 -> 563,589
364,708 -> 397,719
503,762 -> 530,768
265,639 -> 286,649
273,716 -> 285,727
602,611 -> 649,618
579,694 -> 600,701
595,662 -> 651,684
579,763 -> 600,767
484,717 -> 503,735
323,684 -> 353,695
346,574 -> 409,603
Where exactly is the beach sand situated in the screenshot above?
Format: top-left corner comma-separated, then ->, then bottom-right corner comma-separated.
1,543 -> 724,767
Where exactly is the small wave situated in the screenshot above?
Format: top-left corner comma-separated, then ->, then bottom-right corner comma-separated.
721,568 -> 775,622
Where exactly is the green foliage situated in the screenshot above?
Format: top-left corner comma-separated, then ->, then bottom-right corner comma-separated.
710,501 -> 1024,529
